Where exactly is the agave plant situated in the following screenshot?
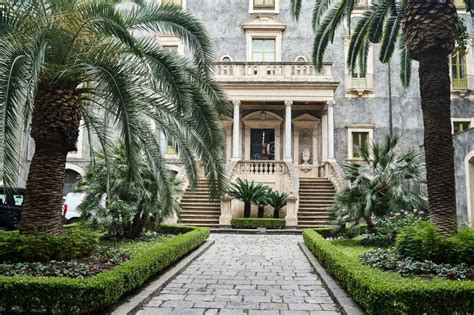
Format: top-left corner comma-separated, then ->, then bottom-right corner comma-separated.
267,190 -> 289,219
76,142 -> 182,239
0,0 -> 228,235
228,178 -> 268,218
330,136 -> 428,233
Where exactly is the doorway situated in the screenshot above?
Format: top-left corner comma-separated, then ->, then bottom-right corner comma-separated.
250,129 -> 275,160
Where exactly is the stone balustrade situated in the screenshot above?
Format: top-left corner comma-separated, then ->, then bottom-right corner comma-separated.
214,62 -> 333,82
234,160 -> 289,176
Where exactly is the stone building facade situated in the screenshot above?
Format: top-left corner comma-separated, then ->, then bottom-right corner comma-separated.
17,0 -> 474,227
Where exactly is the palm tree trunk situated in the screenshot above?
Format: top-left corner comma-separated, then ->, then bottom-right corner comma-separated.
19,80 -> 81,235
20,145 -> 67,235
419,55 -> 458,235
273,207 -> 280,219
244,202 -> 251,218
258,205 -> 264,218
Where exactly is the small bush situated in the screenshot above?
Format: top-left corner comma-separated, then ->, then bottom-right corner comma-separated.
395,223 -> 474,264
0,226 -> 100,263
231,218 -> 286,229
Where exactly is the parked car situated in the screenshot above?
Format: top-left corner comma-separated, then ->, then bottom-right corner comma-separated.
0,187 -> 25,230
62,192 -> 87,223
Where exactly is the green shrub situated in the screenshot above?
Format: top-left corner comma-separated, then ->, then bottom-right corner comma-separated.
303,229 -> 474,315
0,226 -> 209,313
231,218 -> 286,229
395,223 -> 474,264
0,226 -> 100,263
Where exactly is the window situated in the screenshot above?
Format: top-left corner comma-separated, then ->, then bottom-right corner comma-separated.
167,140 -> 176,155
454,0 -> 465,9
161,0 -> 183,7
352,132 -> 369,158
252,39 -> 275,62
451,50 -> 468,89
347,126 -> 374,160
253,0 -> 275,10
354,0 -> 369,9
351,64 -> 368,89
453,121 -> 471,133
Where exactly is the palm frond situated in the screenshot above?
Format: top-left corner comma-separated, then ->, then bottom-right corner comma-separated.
399,33 -> 412,87
378,7 -> 401,63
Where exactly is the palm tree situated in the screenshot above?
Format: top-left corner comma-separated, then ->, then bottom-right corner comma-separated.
0,0 -> 228,235
267,190 -> 289,219
330,136 -> 428,233
256,193 -> 270,218
290,0 -> 470,234
77,142 -> 182,239
228,178 -> 268,218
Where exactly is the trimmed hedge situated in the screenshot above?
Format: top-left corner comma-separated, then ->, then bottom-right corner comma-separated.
231,218 -> 286,229
303,229 -> 474,315
0,225 -> 209,313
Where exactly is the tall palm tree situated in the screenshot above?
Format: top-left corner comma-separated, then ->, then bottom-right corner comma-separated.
228,178 -> 268,218
0,0 -> 228,235
290,0 -> 471,234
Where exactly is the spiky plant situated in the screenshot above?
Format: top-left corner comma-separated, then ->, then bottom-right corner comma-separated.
290,0 -> 470,234
77,142 -> 182,239
330,136 -> 428,233
0,0 -> 228,235
228,178 -> 268,218
267,190 -> 289,219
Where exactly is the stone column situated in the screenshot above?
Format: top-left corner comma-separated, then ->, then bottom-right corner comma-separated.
285,193 -> 298,227
284,100 -> 293,161
232,100 -> 241,160
327,101 -> 335,160
321,111 -> 328,161
219,194 -> 233,226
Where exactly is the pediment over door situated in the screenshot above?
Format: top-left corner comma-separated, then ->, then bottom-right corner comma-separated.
292,113 -> 321,129
242,15 -> 287,31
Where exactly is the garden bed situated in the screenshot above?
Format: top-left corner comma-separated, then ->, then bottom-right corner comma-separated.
231,218 -> 286,229
0,225 -> 209,313
303,229 -> 474,315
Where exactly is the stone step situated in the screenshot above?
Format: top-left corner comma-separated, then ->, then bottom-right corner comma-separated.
179,209 -> 221,214
298,224 -> 329,228
181,214 -> 220,219
180,218 -> 219,224
181,201 -> 220,206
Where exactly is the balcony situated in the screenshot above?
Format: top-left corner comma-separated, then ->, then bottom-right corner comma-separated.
214,62 -> 333,83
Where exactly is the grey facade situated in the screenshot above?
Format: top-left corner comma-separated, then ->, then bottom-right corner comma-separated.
17,0 -> 474,225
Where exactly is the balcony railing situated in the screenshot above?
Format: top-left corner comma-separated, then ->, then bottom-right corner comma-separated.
452,77 -> 468,90
214,62 -> 333,83
234,160 -> 288,176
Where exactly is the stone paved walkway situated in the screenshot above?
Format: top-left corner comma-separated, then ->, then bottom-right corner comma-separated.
136,234 -> 339,315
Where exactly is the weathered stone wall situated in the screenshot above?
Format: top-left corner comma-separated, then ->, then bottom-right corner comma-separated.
453,129 -> 474,226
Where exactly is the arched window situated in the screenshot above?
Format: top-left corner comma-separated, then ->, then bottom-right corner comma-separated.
63,169 -> 82,196
221,56 -> 232,62
296,56 -> 307,63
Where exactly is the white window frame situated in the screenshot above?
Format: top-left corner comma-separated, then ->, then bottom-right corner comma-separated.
346,125 -> 374,160
249,0 -> 279,13
344,37 -> 374,96
159,35 -> 185,55
160,0 -> 186,9
451,117 -> 474,133
247,32 -> 282,62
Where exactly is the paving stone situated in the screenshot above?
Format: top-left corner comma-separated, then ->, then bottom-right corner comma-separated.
135,235 -> 338,314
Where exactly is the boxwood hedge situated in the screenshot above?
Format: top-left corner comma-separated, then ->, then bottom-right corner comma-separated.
303,229 -> 474,315
231,218 -> 286,229
0,225 -> 209,313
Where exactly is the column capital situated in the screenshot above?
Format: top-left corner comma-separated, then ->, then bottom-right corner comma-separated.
326,100 -> 336,107
232,99 -> 241,107
284,100 -> 293,107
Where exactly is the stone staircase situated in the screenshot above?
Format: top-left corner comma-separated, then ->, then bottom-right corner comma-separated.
298,178 -> 336,228
179,179 -> 221,227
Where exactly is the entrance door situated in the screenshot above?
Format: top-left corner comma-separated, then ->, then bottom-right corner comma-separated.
250,129 -> 275,160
